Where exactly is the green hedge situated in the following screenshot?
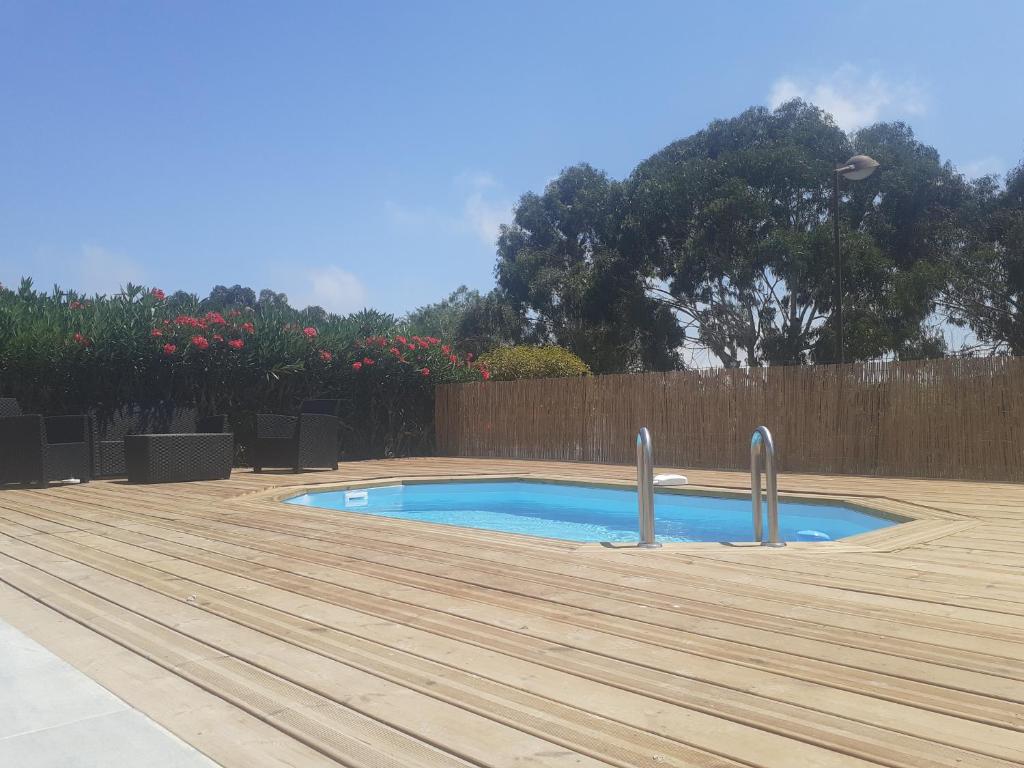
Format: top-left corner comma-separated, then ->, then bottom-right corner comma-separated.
0,281 -> 490,459
477,345 -> 590,380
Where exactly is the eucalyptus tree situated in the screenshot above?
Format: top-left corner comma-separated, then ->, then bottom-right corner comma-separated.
495,163 -> 683,372
628,100 -> 955,366
944,163 -> 1024,354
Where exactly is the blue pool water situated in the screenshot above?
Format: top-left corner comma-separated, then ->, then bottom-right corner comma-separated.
285,480 -> 899,543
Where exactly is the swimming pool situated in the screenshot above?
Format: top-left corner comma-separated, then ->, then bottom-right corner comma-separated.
285,480 -> 899,543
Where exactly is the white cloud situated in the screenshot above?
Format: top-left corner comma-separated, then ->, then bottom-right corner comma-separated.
961,156 -> 1004,179
386,171 -> 512,247
463,191 -> 511,245
74,245 -> 147,296
768,65 -> 927,131
291,266 -> 368,314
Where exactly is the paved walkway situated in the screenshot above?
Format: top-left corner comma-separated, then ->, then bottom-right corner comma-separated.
0,618 -> 218,767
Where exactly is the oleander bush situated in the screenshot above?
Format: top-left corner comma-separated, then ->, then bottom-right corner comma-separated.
477,345 -> 591,380
0,279 -> 490,459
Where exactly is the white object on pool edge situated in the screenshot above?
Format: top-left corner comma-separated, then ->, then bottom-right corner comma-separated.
797,530 -> 832,541
344,490 -> 368,507
653,474 -> 688,486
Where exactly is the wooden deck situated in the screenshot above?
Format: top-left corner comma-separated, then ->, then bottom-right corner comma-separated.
0,458 -> 1021,767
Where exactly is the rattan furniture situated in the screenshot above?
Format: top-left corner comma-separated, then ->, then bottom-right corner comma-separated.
0,398 -> 92,487
124,432 -> 234,483
251,399 -> 340,472
90,403 -> 228,477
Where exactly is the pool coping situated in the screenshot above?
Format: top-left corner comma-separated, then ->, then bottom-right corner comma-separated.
251,472 -> 969,553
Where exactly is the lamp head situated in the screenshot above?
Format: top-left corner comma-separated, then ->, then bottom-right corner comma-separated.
837,154 -> 880,181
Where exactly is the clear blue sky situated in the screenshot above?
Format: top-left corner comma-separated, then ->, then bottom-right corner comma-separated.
2,1 -> 1021,315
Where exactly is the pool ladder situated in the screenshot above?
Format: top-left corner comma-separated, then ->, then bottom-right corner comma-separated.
635,428 -> 662,548
635,425 -> 785,548
751,426 -> 785,547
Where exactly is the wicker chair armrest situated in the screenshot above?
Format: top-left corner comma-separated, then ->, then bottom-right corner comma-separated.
0,414 -> 44,440
44,414 -> 90,444
255,413 -> 298,439
197,414 -> 229,433
296,413 -> 339,468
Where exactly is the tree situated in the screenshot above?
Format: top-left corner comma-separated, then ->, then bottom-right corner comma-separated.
405,285 -> 525,356
628,101 -> 954,367
945,163 -> 1024,354
496,164 -> 683,372
203,284 -> 257,310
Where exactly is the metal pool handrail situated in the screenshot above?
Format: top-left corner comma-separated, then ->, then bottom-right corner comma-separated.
751,426 -> 785,547
636,427 -> 661,548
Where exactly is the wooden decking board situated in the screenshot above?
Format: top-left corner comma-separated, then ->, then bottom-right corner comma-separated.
3,497 -> 1023,708
7,499 -> 1020,693
28,491 -> 1013,652
1,459 -> 1023,767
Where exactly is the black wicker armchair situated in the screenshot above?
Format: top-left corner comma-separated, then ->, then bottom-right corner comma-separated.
89,402 -> 228,478
0,398 -> 92,487
251,399 -> 340,472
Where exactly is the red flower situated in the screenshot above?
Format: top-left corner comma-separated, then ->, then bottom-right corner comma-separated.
481,369 -> 491,381
162,343 -> 177,355
68,300 -> 83,310
204,311 -> 226,325
150,288 -> 166,301
449,354 -> 458,364
213,334 -> 224,342
241,322 -> 255,334
420,367 -> 430,377
228,338 -> 243,350
389,347 -> 400,356
319,350 -> 333,362
362,356 -> 374,365
442,345 -> 451,355
396,335 -> 407,345
303,327 -> 318,338
191,335 -> 210,350
151,328 -> 163,337
352,361 -> 363,371
72,332 -> 90,346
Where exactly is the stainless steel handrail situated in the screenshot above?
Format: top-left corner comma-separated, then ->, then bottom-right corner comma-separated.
751,426 -> 785,547
636,427 -> 661,548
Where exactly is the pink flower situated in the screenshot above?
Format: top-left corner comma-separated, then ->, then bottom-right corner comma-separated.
481,369 -> 491,381
204,311 -> 226,325
303,327 -> 318,338
241,321 -> 255,334
191,335 -> 210,350
362,357 -> 374,366
228,339 -> 244,350
420,367 -> 430,377
319,350 -> 333,362
162,343 -> 177,355
212,334 -> 224,342
72,332 -> 90,346
150,288 -> 166,301
151,328 -> 163,337
396,335 -> 407,345
389,347 -> 400,356
352,361 -> 363,371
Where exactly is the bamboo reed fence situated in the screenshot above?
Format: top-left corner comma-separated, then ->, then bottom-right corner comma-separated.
435,357 -> 1024,481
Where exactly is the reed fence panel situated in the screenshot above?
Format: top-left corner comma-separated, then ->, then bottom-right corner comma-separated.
434,358 -> 1024,481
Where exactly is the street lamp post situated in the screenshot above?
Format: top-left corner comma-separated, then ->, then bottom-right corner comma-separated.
832,154 -> 879,363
